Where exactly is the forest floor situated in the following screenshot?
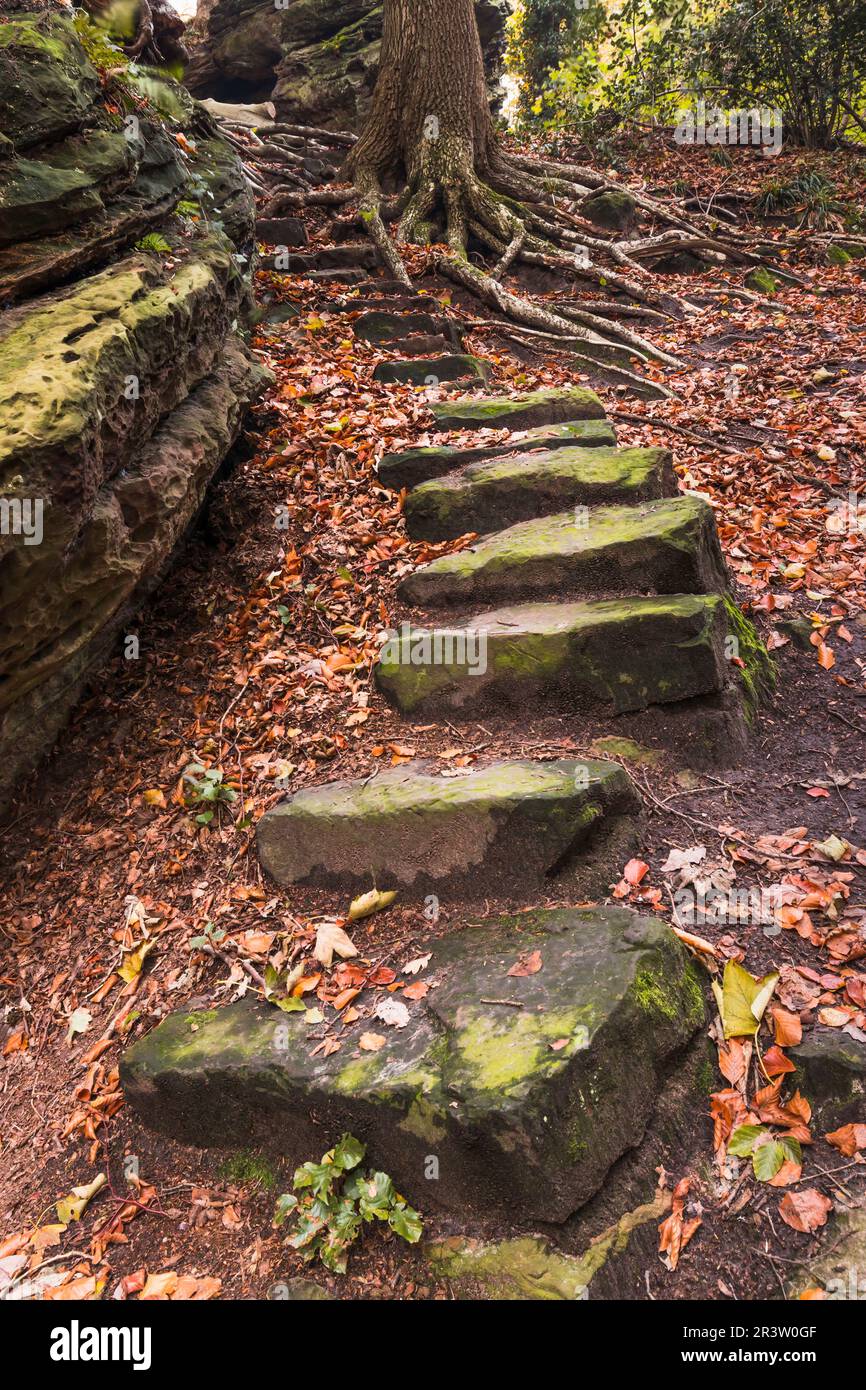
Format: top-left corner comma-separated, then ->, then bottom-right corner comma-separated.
0,133 -> 864,1302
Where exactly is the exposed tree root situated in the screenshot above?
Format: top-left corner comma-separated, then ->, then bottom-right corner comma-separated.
212,93 -> 792,397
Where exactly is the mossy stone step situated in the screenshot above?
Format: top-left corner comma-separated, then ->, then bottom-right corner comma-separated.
400,496 -> 729,608
376,594 -> 731,718
378,418 -> 617,491
381,334 -> 459,357
257,757 -> 639,897
254,216 -> 307,247
430,386 -> 606,432
373,354 -> 490,386
404,446 -> 676,541
285,243 -> 380,272
120,906 -> 705,1222
354,310 -> 456,345
428,1194 -> 669,1299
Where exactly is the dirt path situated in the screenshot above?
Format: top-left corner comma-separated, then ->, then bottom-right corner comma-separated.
1,152 -> 865,1300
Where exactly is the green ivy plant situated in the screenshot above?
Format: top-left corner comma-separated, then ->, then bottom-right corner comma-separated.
275,1134 -> 423,1274
182,763 -> 237,825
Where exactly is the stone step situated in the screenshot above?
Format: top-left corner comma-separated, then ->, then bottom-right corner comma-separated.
120,906 -> 704,1222
376,593 -> 732,718
378,418 -> 617,491
341,298 -> 434,315
257,757 -> 639,897
373,354 -> 491,386
355,277 -> 429,296
399,496 -> 728,608
380,334 -> 459,357
287,242 -> 380,272
430,386 -> 606,432
404,446 -> 676,541
254,216 -> 307,247
313,268 -> 367,285
354,310 -> 459,347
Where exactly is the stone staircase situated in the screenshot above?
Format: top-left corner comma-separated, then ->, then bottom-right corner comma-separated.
121,257 -> 774,1254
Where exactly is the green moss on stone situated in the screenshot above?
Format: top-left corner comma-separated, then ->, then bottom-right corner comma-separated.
745,267 -> 779,295
723,594 -> 776,718
218,1150 -> 278,1188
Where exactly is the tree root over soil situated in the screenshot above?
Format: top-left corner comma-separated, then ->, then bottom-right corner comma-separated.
221,0 -> 795,394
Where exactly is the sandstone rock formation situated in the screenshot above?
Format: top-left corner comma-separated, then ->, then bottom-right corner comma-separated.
0,10 -> 268,808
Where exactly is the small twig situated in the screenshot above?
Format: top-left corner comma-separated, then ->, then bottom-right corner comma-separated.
199,942 -> 266,990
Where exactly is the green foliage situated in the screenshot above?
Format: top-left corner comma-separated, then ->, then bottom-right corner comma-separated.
275,1134 -> 423,1274
135,232 -> 172,254
182,763 -> 237,824
755,170 -> 844,228
685,0 -> 866,148
188,919 -> 226,950
729,1122 -> 802,1181
508,0 -> 696,135
72,10 -> 129,73
506,0 -> 866,149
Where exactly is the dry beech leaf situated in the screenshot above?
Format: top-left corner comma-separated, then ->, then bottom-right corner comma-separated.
373,997 -> 410,1029
507,949 -> 542,978
825,1123 -> 866,1157
778,1189 -> 833,1233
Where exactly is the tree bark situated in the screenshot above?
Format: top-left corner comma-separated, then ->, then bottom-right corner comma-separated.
345,0 -> 501,245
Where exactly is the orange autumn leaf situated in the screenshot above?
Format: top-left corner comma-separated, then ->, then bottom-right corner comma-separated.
769,1158 -> 803,1187
332,987 -> 361,1012
825,1123 -> 866,1157
402,980 -> 429,1001
771,1006 -> 803,1047
762,1044 -> 795,1076
624,858 -> 649,885
779,1189 -> 833,1233
506,949 -> 542,978
816,642 -> 835,670
718,1038 -> 748,1085
658,1176 -> 701,1270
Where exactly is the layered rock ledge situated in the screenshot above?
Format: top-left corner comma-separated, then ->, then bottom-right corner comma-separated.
0,11 -> 268,808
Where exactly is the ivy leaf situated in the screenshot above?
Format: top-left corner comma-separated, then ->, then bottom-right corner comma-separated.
388,1201 -> 424,1243
333,1133 -> 366,1171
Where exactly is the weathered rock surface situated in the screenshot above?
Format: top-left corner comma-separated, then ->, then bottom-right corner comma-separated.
373,354 -> 490,386
791,1029 -> 866,1130
186,0 -> 509,130
787,1208 -> 866,1300
427,1192 -> 669,1299
376,594 -> 733,718
354,309 -> 454,345
0,12 -> 267,808
580,189 -> 638,234
121,906 -> 705,1221
377,418 -> 618,491
430,386 -> 607,432
403,446 -> 677,541
400,496 -> 728,607
257,757 -> 640,897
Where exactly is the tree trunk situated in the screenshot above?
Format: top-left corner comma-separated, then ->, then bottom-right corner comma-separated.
345,0 -> 500,246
